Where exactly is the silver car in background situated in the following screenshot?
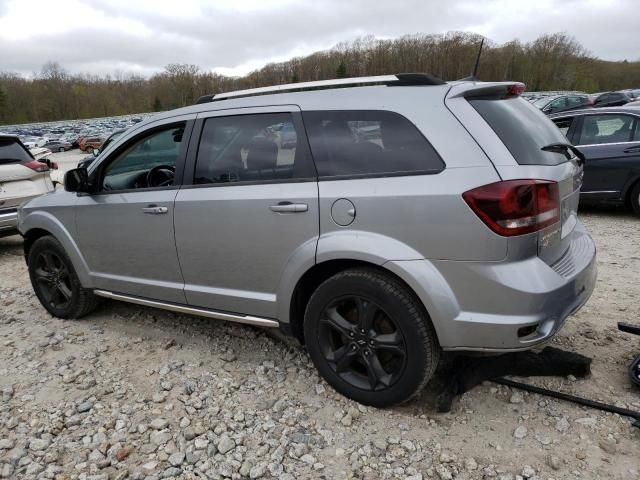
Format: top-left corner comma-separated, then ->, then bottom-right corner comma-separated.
17,74 -> 597,406
1,135 -> 55,237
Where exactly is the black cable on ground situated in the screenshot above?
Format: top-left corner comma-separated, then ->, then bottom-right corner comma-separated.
493,377 -> 640,426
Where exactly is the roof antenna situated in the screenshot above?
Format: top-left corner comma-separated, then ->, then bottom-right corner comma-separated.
459,38 -> 484,81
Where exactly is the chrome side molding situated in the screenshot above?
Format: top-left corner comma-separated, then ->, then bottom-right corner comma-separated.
93,289 -> 279,328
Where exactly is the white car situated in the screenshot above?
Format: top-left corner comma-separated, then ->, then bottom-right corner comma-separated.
1,135 -> 55,237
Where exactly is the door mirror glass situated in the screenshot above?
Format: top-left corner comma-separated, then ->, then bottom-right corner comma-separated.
64,168 -> 90,193
93,148 -> 100,157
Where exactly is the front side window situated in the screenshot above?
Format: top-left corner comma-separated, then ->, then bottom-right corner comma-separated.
194,113 -> 311,184
575,114 -> 635,146
302,110 -> 444,177
101,123 -> 185,191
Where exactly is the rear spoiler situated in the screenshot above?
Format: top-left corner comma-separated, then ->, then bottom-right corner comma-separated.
447,82 -> 526,100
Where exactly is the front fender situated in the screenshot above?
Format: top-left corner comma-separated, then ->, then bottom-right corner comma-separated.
19,209 -> 93,288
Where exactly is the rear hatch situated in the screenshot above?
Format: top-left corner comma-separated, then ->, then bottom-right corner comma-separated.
0,137 -> 52,210
446,83 -> 583,266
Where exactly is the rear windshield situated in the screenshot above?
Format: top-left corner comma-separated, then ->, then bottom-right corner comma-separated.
0,138 -> 32,165
469,97 -> 568,166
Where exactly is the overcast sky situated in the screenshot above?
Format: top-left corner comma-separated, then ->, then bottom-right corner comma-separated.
0,0 -> 637,78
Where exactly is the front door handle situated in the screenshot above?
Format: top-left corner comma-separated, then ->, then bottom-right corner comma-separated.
142,206 -> 168,214
269,202 -> 308,213
623,146 -> 640,154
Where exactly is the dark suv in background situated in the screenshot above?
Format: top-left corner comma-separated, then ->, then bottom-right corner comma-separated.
593,91 -> 633,108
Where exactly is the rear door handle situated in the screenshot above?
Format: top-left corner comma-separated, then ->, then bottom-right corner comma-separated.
142,206 -> 168,214
269,202 -> 308,213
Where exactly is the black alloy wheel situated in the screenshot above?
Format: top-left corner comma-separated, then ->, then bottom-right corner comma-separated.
318,295 -> 407,391
33,250 -> 73,310
304,268 -> 440,407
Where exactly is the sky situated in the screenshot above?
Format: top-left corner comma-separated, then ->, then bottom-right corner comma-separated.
0,0 -> 637,78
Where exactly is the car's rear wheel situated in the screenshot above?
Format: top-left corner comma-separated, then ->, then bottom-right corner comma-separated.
630,182 -> 640,217
304,268 -> 440,407
28,236 -> 98,319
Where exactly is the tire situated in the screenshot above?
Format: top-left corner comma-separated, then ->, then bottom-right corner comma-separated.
304,268 -> 440,407
28,236 -> 98,319
630,182 -> 640,217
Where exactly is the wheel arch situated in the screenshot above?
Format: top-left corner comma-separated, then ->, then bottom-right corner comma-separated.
20,211 -> 93,287
623,174 -> 640,208
285,258 -> 451,346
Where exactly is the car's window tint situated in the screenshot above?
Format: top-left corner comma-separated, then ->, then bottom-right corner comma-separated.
101,123 -> 185,191
576,114 -> 635,146
0,138 -> 32,165
302,110 -> 444,177
195,113 -> 310,184
633,118 -> 640,142
469,97 -> 568,165
553,117 -> 574,137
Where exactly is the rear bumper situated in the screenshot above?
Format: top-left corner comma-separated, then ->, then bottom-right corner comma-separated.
0,209 -> 18,237
393,222 -> 597,352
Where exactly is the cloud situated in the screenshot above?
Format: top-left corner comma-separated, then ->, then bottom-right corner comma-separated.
0,0 -> 637,77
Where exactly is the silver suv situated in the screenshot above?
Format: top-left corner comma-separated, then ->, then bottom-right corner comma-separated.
18,74 -> 597,406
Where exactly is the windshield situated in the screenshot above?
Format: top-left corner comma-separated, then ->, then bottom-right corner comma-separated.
469,96 -> 569,166
532,97 -> 552,107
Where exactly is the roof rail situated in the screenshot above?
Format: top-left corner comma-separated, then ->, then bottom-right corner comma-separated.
195,73 -> 445,104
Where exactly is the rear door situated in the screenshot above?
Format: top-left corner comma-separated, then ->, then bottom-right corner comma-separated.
174,106 -> 319,318
571,112 -> 640,200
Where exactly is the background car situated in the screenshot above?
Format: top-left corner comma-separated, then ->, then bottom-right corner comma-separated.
531,93 -> 593,115
78,129 -> 126,169
550,107 -> 640,215
78,136 -> 105,152
593,91 -> 632,108
43,140 -> 72,152
0,135 -> 55,237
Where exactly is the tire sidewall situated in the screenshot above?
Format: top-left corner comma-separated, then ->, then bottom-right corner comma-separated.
304,270 -> 437,407
28,236 -> 84,318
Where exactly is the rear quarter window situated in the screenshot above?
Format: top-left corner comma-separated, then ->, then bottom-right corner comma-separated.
469,97 -> 569,166
302,110 -> 444,178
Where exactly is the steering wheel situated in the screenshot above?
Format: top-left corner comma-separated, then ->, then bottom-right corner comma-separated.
146,165 -> 175,188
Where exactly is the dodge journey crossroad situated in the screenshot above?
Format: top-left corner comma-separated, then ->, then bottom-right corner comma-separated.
18,74 -> 597,406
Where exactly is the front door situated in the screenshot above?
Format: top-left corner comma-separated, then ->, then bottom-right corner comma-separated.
75,119 -> 193,303
174,106 -> 319,318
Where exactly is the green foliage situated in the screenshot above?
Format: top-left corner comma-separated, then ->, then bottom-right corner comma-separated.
1,33 -> 639,125
336,61 -> 348,78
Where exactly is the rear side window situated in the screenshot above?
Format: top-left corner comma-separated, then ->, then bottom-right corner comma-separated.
575,114 -> 636,146
302,110 -> 444,178
469,97 -> 569,165
0,138 -> 33,165
194,113 -> 314,185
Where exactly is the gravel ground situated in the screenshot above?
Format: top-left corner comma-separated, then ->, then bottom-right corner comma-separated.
1,207 -> 639,480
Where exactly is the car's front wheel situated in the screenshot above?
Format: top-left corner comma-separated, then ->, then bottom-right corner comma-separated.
28,236 -> 98,319
304,268 -> 440,407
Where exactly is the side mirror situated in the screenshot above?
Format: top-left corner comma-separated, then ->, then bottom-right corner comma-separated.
93,148 -> 100,157
64,168 -> 90,193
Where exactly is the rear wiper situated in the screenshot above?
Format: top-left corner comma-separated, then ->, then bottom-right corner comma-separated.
541,143 -> 585,165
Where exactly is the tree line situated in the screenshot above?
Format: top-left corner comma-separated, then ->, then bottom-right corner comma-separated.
1,32 -> 639,125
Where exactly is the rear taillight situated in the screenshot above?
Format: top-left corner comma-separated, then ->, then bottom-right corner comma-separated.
463,180 -> 560,236
23,160 -> 50,172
